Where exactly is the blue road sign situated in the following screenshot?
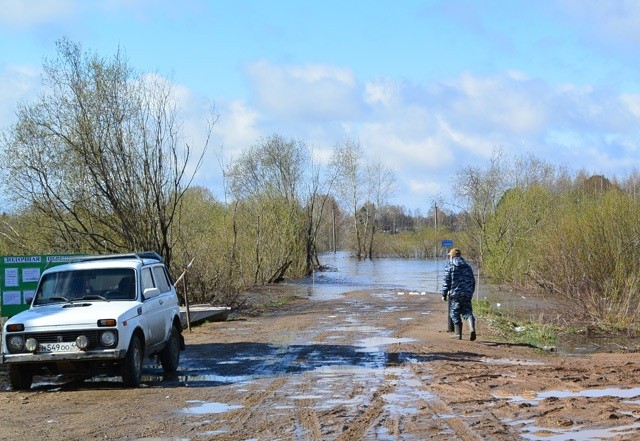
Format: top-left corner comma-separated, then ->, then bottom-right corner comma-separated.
441,239 -> 454,247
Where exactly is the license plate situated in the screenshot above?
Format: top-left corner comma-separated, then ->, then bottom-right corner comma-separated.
39,342 -> 79,353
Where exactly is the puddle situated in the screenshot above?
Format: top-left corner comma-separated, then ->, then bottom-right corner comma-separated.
497,386 -> 640,404
290,394 -> 324,400
482,357 -> 545,366
315,365 -> 381,375
556,333 -> 640,356
381,367 -> 433,415
381,305 -> 410,313
356,337 -> 415,352
519,421 -> 640,441
196,430 -> 227,436
131,438 -> 189,441
331,325 -> 381,333
135,337 -> 417,387
498,387 -> 640,439
180,400 -> 243,415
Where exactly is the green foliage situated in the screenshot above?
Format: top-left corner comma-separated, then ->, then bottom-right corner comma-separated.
372,226 -> 461,258
482,185 -> 556,284
171,187 -> 309,306
171,187 -> 237,304
450,153 -> 640,331
529,189 -> 640,327
474,300 -> 558,349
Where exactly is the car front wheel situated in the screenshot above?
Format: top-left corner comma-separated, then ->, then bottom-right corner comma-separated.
121,334 -> 143,387
159,326 -> 180,373
8,364 -> 34,390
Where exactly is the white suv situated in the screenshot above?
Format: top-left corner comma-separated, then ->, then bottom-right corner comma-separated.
1,252 -> 184,389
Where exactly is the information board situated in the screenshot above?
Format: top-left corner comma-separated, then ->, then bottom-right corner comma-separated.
0,254 -> 82,317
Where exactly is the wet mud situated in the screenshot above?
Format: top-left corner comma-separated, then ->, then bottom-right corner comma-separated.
2,287 -> 640,440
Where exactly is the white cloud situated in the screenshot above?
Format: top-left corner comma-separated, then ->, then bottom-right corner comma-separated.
0,0 -> 77,28
434,116 -> 493,158
216,99 -> 261,155
444,71 -> 548,135
147,64 -> 640,210
245,60 -> 364,121
407,179 -> 443,196
558,0 -> 640,46
621,94 -> 640,118
0,64 -> 40,125
364,77 -> 400,106
362,125 -> 453,170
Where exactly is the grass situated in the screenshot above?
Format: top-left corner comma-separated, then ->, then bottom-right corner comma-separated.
473,299 -> 558,350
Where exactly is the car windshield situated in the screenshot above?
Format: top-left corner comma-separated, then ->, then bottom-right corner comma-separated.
33,268 -> 136,305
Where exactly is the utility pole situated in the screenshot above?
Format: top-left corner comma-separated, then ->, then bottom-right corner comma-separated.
434,202 -> 438,292
332,204 -> 337,253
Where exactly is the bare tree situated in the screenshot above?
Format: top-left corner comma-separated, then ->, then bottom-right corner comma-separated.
331,139 -> 366,257
1,38 -> 215,266
227,135 -> 308,283
331,139 -> 396,258
453,147 -> 510,263
365,157 -> 396,257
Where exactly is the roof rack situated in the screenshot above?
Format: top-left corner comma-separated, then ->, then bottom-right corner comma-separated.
75,251 -> 164,263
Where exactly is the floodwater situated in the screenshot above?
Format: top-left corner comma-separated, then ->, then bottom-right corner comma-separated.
286,251 -> 445,300
287,252 -> 638,358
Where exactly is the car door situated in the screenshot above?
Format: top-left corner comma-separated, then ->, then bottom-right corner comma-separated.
140,266 -> 166,348
151,264 -> 175,339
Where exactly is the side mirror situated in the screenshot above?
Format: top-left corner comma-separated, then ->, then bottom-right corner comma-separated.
142,287 -> 160,300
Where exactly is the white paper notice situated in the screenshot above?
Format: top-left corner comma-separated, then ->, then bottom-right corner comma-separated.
4,268 -> 18,287
2,290 -> 21,305
23,290 -> 35,303
22,267 -> 40,283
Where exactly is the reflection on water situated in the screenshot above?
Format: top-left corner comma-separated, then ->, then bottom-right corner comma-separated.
286,251 -> 444,300
181,400 -> 243,414
556,333 -> 640,356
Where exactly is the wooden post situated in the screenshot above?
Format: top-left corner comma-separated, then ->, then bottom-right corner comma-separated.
173,257 -> 195,332
183,273 -> 191,332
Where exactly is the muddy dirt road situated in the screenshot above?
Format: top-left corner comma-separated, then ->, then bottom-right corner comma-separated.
2,288 -> 640,440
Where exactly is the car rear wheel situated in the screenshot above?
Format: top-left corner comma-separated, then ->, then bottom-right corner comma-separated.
121,334 -> 143,387
8,364 -> 34,390
159,326 -> 180,373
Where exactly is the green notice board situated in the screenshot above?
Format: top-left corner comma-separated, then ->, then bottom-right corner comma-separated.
0,254 -> 82,318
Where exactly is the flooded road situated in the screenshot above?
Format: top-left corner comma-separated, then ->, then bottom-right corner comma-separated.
287,251 -> 443,300
3,254 -> 640,440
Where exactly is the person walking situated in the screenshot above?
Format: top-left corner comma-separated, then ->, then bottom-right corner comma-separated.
441,248 -> 477,341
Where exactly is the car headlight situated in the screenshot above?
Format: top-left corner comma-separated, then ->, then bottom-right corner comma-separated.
100,331 -> 116,347
24,338 -> 38,352
8,335 -> 25,351
76,335 -> 89,350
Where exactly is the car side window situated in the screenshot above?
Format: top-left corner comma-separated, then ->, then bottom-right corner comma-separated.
141,267 -> 155,291
152,266 -> 171,293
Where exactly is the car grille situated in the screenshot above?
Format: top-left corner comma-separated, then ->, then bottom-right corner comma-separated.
26,330 -> 101,345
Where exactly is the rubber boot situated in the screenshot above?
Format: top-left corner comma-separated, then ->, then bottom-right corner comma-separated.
452,324 -> 462,340
468,315 -> 476,341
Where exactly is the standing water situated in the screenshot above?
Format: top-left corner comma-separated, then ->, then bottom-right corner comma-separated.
285,251 -> 445,300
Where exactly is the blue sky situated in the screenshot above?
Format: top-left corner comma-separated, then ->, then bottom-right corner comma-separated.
2,0 -> 640,214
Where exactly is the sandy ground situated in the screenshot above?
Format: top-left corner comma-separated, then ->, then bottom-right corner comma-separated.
2,287 -> 640,440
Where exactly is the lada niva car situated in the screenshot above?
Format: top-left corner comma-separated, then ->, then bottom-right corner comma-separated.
1,252 -> 184,389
